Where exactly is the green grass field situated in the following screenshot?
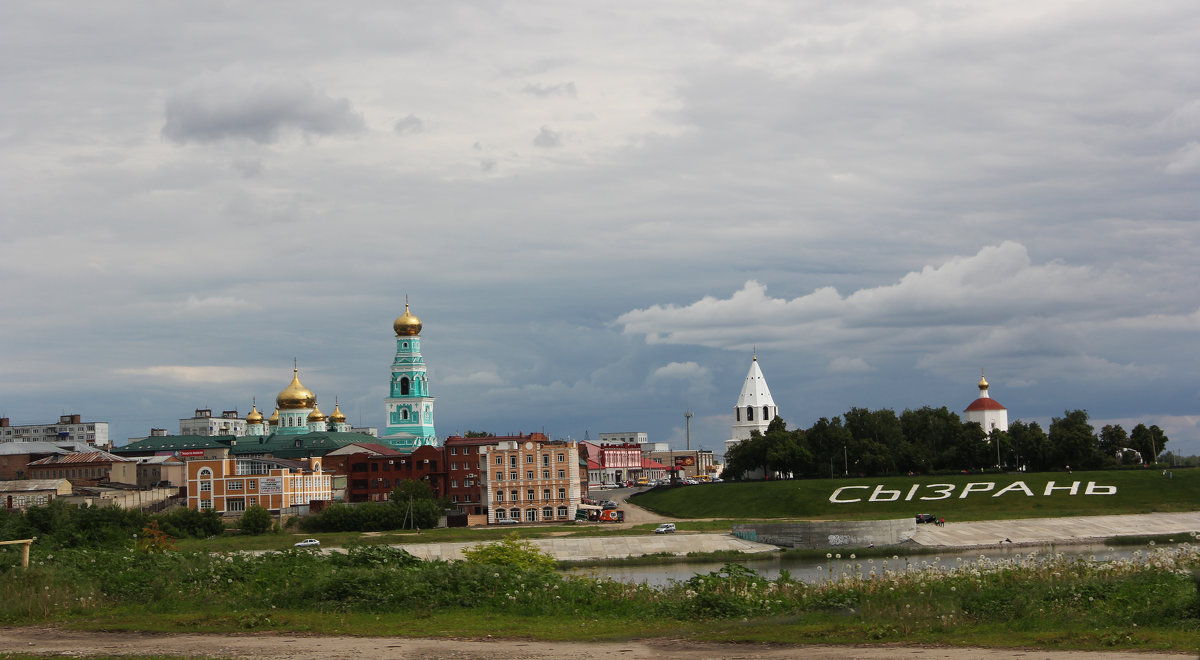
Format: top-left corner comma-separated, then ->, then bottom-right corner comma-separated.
631,468 -> 1200,521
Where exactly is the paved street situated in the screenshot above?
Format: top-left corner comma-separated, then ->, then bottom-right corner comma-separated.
910,511 -> 1200,547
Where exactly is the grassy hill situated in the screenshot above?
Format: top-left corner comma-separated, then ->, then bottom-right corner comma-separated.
630,468 -> 1200,521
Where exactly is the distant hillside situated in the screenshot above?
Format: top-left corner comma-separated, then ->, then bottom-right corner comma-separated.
629,469 -> 1200,521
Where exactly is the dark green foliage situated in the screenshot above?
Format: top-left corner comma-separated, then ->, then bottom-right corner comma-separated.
239,505 -> 273,535
155,507 -> 224,539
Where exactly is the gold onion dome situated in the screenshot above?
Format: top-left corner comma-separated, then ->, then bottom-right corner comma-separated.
276,369 -> 317,409
307,404 -> 326,422
978,374 -> 990,390
393,303 -> 422,336
245,405 -> 263,424
268,408 -> 279,426
330,403 -> 346,423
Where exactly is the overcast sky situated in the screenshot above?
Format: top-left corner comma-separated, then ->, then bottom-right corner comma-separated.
2,2 -> 1198,458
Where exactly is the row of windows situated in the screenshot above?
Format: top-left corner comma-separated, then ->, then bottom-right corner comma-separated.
494,507 -> 570,521
494,488 -> 566,502
493,469 -> 566,481
35,466 -> 107,479
496,453 -> 568,467
736,405 -> 773,422
353,460 -> 437,472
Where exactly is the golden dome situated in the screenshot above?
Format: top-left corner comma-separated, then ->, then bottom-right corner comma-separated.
393,302 -> 422,336
276,369 -> 316,409
307,404 -> 326,422
978,372 -> 989,391
246,405 -> 264,424
268,408 -> 279,426
330,403 -> 346,423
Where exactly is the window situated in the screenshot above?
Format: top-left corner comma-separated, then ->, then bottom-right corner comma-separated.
525,454 -> 534,464
199,499 -> 212,509
227,498 -> 246,512
451,494 -> 458,503
557,470 -> 565,479
526,489 -> 535,501
542,454 -> 549,466
510,472 -> 518,480
248,480 -> 256,490
400,377 -> 410,395
510,490 -> 519,502
557,506 -> 568,518
541,470 -> 548,478
451,462 -> 458,470
248,497 -> 256,506
736,408 -> 740,422
200,482 -> 211,492
495,471 -> 503,481
523,470 -> 531,479
542,489 -> 551,500
496,491 -> 504,502
746,406 -> 754,421
227,480 -> 243,490
496,455 -> 503,465
542,507 -> 553,520
450,480 -> 458,488
511,508 -> 521,520
557,453 -> 565,462
450,447 -> 458,455
558,488 -> 566,500
495,509 -> 506,520
763,405 -> 770,420
509,456 -> 517,467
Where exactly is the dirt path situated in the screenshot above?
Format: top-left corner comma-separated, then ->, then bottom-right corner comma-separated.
0,627 -> 1188,659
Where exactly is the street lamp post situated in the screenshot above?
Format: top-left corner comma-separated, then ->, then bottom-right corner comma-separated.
843,445 -> 848,476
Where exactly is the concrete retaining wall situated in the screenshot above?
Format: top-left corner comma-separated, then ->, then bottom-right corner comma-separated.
732,519 -> 915,549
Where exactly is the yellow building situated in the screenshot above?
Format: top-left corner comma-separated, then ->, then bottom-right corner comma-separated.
186,456 -> 331,514
481,438 -> 580,524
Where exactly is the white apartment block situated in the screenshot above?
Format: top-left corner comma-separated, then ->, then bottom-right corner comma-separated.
0,415 -> 108,446
180,409 -> 248,437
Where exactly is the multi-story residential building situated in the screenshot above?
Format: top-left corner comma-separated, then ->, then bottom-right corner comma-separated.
481,438 -> 580,524
325,444 -> 443,503
444,434 -> 545,515
26,450 -> 135,486
179,409 -> 247,437
186,456 -> 331,514
0,415 -> 109,447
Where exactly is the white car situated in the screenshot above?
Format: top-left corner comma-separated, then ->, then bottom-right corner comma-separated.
654,523 -> 676,534
293,538 -> 320,548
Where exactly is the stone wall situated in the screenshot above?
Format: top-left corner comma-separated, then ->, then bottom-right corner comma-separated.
732,519 -> 915,549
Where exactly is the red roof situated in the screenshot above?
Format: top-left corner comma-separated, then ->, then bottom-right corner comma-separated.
586,458 -> 601,470
965,397 -> 1006,412
642,458 -> 668,469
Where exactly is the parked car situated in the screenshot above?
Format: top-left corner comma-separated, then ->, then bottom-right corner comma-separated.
494,518 -> 519,525
654,523 -> 676,534
294,538 -> 320,548
915,514 -> 937,524
601,500 -> 618,509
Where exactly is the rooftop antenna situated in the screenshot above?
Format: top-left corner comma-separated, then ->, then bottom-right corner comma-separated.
684,408 -> 693,451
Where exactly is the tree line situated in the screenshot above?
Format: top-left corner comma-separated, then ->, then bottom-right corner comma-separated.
722,407 -> 1170,479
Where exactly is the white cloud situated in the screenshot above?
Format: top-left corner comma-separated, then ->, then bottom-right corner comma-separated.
1165,141 -> 1200,175
441,370 -> 504,386
114,365 -> 279,385
650,361 -> 709,381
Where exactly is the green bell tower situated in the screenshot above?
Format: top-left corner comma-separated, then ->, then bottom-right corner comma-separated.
382,301 -> 437,448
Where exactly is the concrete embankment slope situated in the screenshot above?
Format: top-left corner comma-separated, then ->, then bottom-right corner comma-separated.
911,511 -> 1200,547
394,532 -> 779,561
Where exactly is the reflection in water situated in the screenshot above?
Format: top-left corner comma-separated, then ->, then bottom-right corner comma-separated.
564,543 -> 1160,587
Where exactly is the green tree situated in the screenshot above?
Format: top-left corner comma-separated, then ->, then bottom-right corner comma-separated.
804,417 -> 853,478
1098,424 -> 1129,464
464,430 -> 495,438
239,505 -> 273,535
1130,423 -> 1168,464
1007,420 -> 1051,471
461,532 -> 556,571
1049,410 -> 1100,469
389,479 -> 442,529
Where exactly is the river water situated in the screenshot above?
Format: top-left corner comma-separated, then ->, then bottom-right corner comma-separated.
564,542 -> 1167,586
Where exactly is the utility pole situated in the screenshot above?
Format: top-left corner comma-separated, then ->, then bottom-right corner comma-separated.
843,445 -> 848,476
684,409 -> 693,451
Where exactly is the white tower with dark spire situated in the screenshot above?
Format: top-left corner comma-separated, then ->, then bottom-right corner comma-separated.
725,355 -> 779,453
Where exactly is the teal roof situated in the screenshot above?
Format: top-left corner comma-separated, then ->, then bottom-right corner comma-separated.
113,435 -> 230,454
114,432 -> 369,459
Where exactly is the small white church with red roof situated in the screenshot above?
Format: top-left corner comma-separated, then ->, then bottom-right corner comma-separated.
963,370 -> 1007,433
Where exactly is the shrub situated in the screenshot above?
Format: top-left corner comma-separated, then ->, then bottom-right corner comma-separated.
239,506 -> 273,535
461,533 -> 556,571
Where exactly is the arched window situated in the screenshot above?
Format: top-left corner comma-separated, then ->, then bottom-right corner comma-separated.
746,406 -> 754,421
736,408 -> 740,421
401,409 -> 409,420
400,377 -> 410,395
763,406 -> 770,420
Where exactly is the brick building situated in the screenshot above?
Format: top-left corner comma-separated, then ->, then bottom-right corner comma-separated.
481,438 -> 581,524
186,456 -> 331,514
